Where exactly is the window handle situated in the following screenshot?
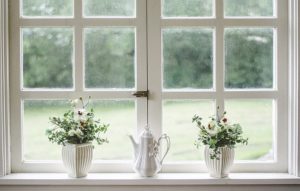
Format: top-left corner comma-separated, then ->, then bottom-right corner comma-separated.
132,90 -> 149,98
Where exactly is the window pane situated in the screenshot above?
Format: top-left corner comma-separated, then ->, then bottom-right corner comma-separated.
163,100 -> 215,161
163,28 -> 213,89
224,0 -> 274,17
24,100 -> 136,161
92,100 -> 136,160
225,99 -> 274,161
24,100 -> 69,160
22,0 -> 73,17
85,28 -> 135,89
225,28 -> 274,89
84,0 -> 135,17
23,28 -> 73,89
162,0 -> 213,17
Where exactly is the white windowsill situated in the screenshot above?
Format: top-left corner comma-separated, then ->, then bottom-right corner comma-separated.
0,173 -> 299,186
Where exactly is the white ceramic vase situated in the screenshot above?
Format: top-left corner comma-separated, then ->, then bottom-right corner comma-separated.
204,146 -> 234,178
62,142 -> 94,178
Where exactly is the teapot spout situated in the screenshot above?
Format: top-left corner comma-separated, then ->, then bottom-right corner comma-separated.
128,135 -> 139,159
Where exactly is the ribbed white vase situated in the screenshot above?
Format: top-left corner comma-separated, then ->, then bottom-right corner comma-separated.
204,146 -> 234,178
62,142 -> 94,178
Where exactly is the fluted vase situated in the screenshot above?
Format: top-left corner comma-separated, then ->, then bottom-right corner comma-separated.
204,146 -> 234,178
62,142 -> 94,178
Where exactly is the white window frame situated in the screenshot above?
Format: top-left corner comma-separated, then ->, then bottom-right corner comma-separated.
8,0 -> 148,173
0,0 -> 299,176
148,0 -> 288,172
0,0 -> 10,177
289,0 -> 300,177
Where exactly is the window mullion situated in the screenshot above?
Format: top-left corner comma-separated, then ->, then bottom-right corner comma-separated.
9,0 -> 23,173
276,0 -> 289,172
147,0 -> 163,139
136,0 -> 148,135
19,91 -> 136,99
74,0 -> 83,93
215,0 -> 225,115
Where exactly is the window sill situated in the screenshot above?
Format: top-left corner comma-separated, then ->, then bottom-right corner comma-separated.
0,173 -> 299,186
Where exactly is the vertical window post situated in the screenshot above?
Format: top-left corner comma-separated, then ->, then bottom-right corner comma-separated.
289,0 -> 300,177
0,0 -> 10,177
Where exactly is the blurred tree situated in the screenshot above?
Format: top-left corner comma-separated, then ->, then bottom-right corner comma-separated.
23,28 -> 73,88
22,0 -> 73,16
85,28 -> 135,88
224,0 -> 273,17
22,0 -> 275,90
163,29 -> 213,89
163,0 -> 212,17
225,29 -> 273,88
84,0 -> 134,16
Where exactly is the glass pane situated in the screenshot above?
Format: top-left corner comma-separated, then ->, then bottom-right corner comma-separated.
24,100 -> 136,161
23,28 -> 73,89
24,100 -> 69,160
85,28 -> 135,89
225,28 -> 274,89
84,0 -> 135,17
163,0 -> 213,17
163,100 -> 215,161
225,99 -> 274,161
163,28 -> 213,89
92,101 -> 136,160
22,0 -> 73,17
225,0 -> 274,17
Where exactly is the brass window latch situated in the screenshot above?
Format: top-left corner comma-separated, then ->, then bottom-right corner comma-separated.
132,90 -> 149,98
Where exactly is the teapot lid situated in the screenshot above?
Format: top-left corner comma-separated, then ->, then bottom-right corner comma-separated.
141,125 -> 153,138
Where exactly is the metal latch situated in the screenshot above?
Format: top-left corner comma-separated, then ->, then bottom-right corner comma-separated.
132,90 -> 149,98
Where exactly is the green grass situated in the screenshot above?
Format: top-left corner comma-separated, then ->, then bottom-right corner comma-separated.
23,100 -> 273,162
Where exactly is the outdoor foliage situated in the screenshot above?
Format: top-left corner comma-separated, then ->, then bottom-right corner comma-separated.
23,28 -> 73,88
224,0 -> 273,16
163,29 -> 213,89
163,0 -> 212,17
84,0 -> 135,16
85,28 -> 135,88
225,29 -> 273,88
22,0 -> 274,90
22,0 -> 73,16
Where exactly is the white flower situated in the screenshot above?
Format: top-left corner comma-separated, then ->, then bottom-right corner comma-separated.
206,121 -> 218,136
220,117 -> 229,126
74,108 -> 87,121
68,130 -> 76,137
208,121 -> 216,130
68,128 -> 83,137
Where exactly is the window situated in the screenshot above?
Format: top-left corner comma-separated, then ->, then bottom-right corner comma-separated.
9,0 -> 288,173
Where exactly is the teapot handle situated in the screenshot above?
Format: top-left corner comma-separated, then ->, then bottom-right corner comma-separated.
158,134 -> 171,164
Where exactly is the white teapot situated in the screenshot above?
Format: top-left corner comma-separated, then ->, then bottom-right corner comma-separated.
128,126 -> 171,177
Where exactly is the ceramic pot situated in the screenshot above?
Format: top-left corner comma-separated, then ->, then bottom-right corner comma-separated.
204,146 -> 234,178
62,142 -> 94,178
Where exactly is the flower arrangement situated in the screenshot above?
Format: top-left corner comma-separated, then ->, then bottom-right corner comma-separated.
192,108 -> 248,159
46,97 -> 109,145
